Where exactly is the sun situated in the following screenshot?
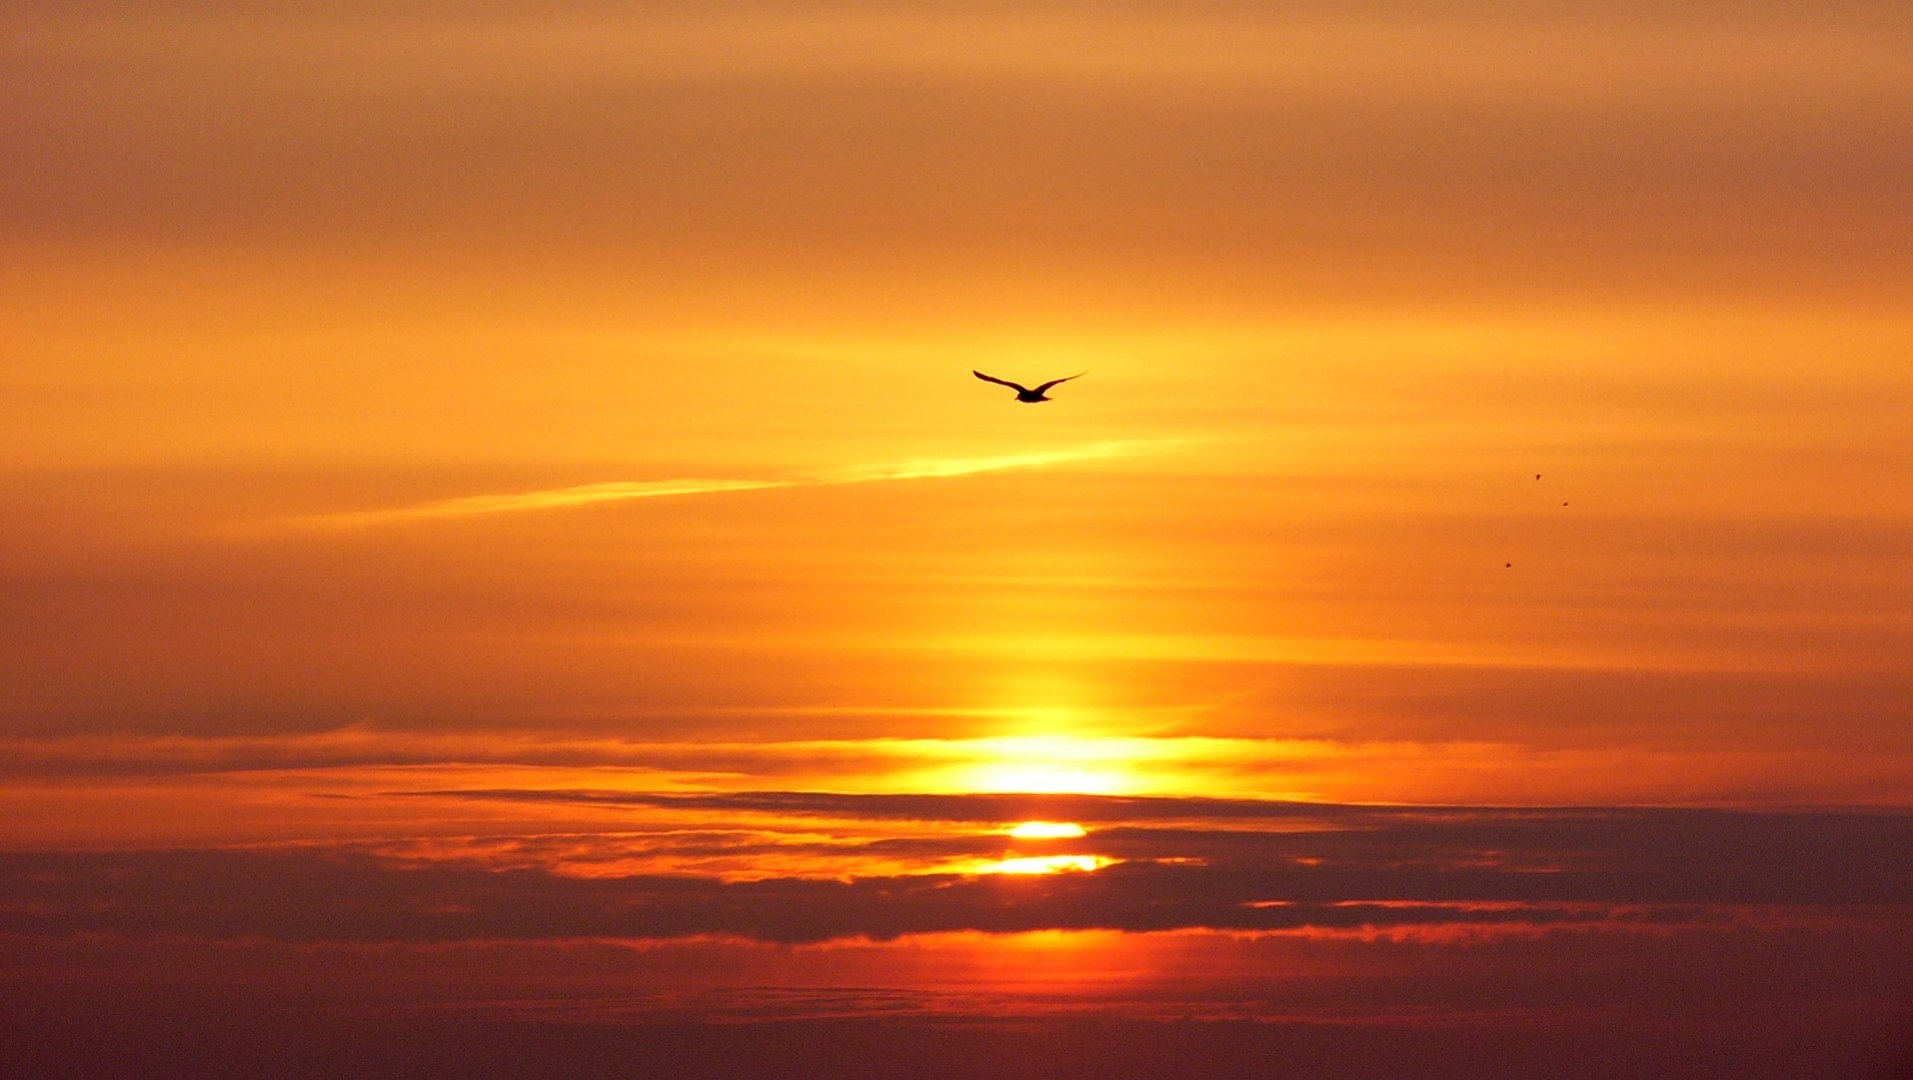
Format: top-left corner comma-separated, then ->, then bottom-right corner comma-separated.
950,736 -> 1147,795
863,733 -> 1259,797
1005,821 -> 1088,839
968,763 -> 1127,795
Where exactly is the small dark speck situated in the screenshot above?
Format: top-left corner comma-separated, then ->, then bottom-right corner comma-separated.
1562,501 -> 1569,506
1504,562 -> 1513,568
1534,474 -> 1542,480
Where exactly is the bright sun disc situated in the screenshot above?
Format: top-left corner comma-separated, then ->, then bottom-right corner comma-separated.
953,736 -> 1154,794
1006,821 -> 1088,839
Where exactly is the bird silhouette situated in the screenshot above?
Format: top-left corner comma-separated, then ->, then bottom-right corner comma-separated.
973,370 -> 1084,403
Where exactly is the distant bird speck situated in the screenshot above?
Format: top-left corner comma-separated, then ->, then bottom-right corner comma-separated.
973,370 -> 1085,403
1534,474 -> 1542,480
1504,562 -> 1513,568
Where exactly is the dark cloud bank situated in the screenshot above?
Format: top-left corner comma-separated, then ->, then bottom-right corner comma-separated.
5,795 -> 1910,1078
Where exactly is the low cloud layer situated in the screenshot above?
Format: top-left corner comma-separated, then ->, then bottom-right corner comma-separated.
5,797 -> 1907,945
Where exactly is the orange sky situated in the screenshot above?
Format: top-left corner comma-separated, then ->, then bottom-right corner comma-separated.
4,3 -> 1911,821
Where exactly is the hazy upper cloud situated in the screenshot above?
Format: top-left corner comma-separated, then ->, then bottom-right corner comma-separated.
6,0 -> 1907,307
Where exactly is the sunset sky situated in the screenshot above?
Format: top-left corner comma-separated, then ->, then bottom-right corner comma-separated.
4,2 -> 1911,1076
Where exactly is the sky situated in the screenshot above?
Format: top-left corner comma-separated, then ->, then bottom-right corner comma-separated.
3,1 -> 1911,1076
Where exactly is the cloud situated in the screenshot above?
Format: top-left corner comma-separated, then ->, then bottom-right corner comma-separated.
6,729 -> 1912,813
277,440 -> 1179,529
4,802 -> 1908,945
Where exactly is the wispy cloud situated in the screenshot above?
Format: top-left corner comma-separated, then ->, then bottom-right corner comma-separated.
283,440 -> 1178,529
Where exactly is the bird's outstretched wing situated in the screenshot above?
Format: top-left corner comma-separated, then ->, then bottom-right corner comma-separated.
973,371 -> 1032,393
1033,372 -> 1086,394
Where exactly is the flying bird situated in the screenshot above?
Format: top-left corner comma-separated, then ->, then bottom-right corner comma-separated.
973,370 -> 1084,403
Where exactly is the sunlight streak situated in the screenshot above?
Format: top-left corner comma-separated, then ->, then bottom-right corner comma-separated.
975,854 -> 1110,875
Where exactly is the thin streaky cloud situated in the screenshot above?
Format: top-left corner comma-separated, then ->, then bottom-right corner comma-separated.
312,477 -> 785,527
278,440 -> 1181,530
